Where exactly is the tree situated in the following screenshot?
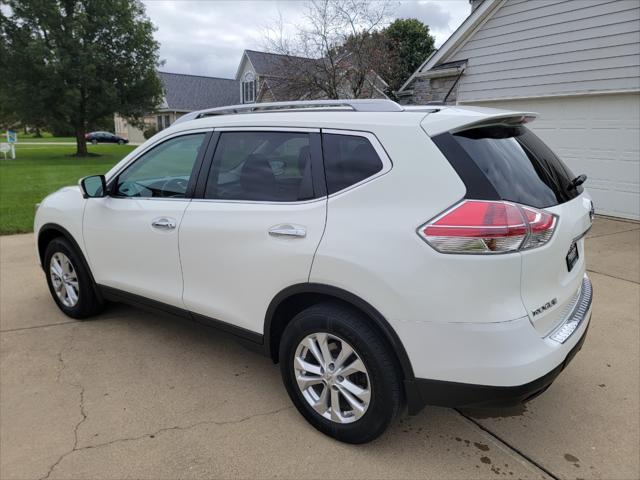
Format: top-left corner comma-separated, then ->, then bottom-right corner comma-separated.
0,0 -> 163,156
264,0 -> 393,100
382,19 -> 435,97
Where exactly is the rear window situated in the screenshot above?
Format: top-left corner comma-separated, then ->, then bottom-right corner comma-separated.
433,126 -> 582,208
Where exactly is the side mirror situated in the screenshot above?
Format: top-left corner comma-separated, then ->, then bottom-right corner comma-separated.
79,175 -> 107,198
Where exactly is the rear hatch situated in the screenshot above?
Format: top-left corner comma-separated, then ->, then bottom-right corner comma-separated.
431,121 -> 593,335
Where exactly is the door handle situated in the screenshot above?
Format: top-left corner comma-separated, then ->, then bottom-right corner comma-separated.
151,217 -> 177,230
268,224 -> 306,238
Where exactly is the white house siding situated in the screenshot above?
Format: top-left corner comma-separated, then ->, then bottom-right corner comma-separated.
449,0 -> 640,102
114,112 -> 185,144
461,93 -> 640,220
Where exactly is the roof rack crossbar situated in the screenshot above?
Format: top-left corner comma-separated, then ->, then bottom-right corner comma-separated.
173,99 -> 406,124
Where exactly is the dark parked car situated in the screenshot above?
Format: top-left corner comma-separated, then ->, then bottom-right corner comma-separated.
85,132 -> 129,145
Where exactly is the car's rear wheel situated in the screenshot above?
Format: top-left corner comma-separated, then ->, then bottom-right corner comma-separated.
91,139 -> 97,144
117,139 -> 124,145
279,302 -> 401,443
44,237 -> 103,319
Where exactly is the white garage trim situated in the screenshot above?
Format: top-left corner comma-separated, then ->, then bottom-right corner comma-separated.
458,88 -> 640,104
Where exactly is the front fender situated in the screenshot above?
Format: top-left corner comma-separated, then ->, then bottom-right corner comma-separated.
34,186 -> 87,266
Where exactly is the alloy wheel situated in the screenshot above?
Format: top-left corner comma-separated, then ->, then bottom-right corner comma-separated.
49,252 -> 79,308
294,332 -> 371,424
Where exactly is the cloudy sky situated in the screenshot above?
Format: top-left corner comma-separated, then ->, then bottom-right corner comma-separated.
142,0 -> 471,79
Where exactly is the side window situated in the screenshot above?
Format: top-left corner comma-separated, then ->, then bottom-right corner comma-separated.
322,133 -> 383,194
115,133 -> 206,198
205,131 -> 314,202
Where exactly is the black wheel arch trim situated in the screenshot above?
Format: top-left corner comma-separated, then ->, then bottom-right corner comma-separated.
37,223 -> 103,302
264,283 -> 416,382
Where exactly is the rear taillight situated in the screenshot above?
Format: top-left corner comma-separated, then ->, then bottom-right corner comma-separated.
419,200 -> 556,254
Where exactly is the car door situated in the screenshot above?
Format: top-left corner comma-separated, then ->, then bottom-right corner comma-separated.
179,128 -> 327,333
83,130 -> 212,307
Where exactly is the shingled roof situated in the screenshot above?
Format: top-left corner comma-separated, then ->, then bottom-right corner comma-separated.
244,50 -> 320,78
159,72 -> 239,111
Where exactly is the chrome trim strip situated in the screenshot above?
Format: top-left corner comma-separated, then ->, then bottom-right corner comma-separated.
106,196 -> 192,202
214,126 -> 320,133
189,197 -> 325,206
572,224 -> 593,243
548,275 -> 592,344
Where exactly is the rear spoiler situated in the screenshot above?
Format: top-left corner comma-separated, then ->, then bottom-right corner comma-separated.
449,113 -> 537,134
421,108 -> 538,136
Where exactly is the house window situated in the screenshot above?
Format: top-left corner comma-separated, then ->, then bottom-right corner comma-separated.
156,114 -> 172,130
242,72 -> 256,103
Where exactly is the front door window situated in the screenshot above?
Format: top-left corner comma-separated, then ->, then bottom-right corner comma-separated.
115,133 -> 206,198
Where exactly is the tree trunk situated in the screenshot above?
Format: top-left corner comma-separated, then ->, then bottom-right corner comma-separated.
75,127 -> 88,156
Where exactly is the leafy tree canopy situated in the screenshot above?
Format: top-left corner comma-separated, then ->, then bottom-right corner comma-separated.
382,18 -> 435,97
0,0 -> 163,155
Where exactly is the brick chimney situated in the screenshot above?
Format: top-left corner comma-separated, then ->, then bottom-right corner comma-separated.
469,0 -> 484,12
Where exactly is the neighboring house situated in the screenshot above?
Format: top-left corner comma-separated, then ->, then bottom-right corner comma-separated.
397,0 -> 640,220
116,50 -> 387,143
236,49 -> 388,103
115,72 -> 239,143
236,50 -> 319,103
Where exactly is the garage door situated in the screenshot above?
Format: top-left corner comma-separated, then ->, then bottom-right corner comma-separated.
464,93 -> 640,220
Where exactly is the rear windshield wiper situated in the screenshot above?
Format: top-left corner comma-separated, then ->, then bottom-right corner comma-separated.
567,174 -> 587,191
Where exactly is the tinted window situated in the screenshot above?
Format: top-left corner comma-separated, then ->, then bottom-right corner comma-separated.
116,133 -> 205,198
322,134 -> 383,194
205,131 -> 314,201
435,126 -> 582,208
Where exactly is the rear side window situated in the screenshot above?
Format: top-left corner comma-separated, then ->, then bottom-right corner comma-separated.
205,131 -> 315,202
322,134 -> 383,194
433,126 -> 582,208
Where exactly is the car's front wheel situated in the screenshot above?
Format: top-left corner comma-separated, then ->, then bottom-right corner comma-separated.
44,237 -> 103,319
117,139 -> 124,145
279,302 -> 402,443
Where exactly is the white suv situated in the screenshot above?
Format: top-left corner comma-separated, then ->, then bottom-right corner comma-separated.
35,100 -> 593,443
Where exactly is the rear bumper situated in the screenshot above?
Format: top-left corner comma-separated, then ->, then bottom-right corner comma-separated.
405,319 -> 589,413
403,274 -> 593,414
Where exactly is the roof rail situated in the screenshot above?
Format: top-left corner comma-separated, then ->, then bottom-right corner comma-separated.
173,99 -> 406,125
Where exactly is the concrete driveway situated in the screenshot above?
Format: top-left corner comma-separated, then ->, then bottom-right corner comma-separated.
1,217 -> 638,480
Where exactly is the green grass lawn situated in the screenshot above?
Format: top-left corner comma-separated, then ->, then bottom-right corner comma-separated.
0,143 -> 135,234
10,131 -> 76,143
18,136 -> 76,143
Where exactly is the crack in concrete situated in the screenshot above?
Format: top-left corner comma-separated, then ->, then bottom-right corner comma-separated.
79,405 -> 293,452
41,327 -> 88,480
456,409 -> 559,480
0,321 -> 77,333
586,226 -> 640,240
587,268 -> 639,285
39,396 -> 291,479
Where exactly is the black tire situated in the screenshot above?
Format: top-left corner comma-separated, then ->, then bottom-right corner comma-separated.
91,139 -> 97,145
279,301 -> 402,444
44,237 -> 103,319
117,139 -> 124,145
